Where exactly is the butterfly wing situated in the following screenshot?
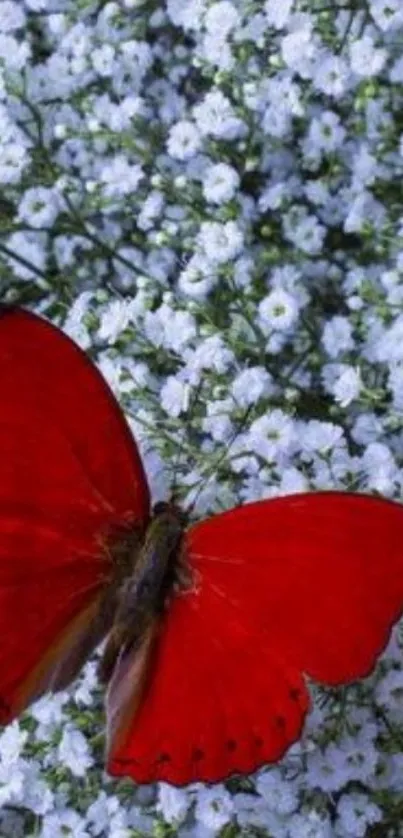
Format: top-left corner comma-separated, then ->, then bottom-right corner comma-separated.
107,492 -> 403,785
0,306 -> 150,720
0,305 -> 149,519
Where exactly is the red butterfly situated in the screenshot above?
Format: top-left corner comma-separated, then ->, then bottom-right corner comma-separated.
0,304 -> 402,786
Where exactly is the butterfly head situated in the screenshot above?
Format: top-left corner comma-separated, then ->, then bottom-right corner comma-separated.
152,499 -> 189,528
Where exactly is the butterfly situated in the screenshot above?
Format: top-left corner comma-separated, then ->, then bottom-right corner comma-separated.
0,304 -> 402,786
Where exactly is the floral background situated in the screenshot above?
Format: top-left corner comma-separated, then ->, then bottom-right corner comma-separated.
0,0 -> 403,835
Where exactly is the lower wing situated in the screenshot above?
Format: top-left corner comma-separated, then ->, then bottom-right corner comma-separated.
106,492 -> 403,785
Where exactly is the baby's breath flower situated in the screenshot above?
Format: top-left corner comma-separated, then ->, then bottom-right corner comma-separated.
259,288 -> 299,333
167,120 -> 202,161
2,0 -> 403,834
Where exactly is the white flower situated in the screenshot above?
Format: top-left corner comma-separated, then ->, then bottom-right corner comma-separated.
18,186 -> 60,228
362,442 -> 397,494
259,180 -> 287,210
344,190 -> 386,234
233,256 -> 253,287
259,77 -> 304,137
73,660 -> 98,706
301,420 -> 344,454
24,0 -> 47,7
178,254 -> 217,299
31,693 -> 67,735
333,732 -> 380,787
182,470 -> 224,514
336,792 -> 382,837
231,366 -> 272,407
322,316 -> 354,358
278,466 -> 308,494
350,35 -> 387,77
41,809 -> 91,838
118,40 -> 153,88
157,783 -> 189,823
144,305 -> 197,352
127,804 -> 155,835
91,43 -> 115,76
307,110 -> 346,153
376,752 -> 403,793
200,31 -> 234,71
391,54 -> 403,82
197,220 -> 244,263
98,356 -> 123,395
193,90 -> 246,139
352,413 -> 382,445
248,409 -> 296,461
332,366 -> 362,407
58,727 -> 93,777
313,53 -> 350,97
20,762 -> 53,815
0,133 -> 28,184
143,310 -> 165,348
286,212 -> 326,254
98,299 -> 135,343
194,786 -> 234,832
265,0 -> 294,29
0,1 -> 25,31
363,441 -> 395,469
304,181 -> 330,205
281,23 -> 315,77
351,145 -> 378,189
167,0 -> 206,31
0,724 -> 27,765
375,668 -> 403,712
306,742 -> 350,793
63,291 -> 93,349
188,335 -> 234,374
234,792 -> 287,831
202,398 -> 233,441
88,792 -> 127,835
137,189 -> 164,231
163,309 -> 197,352
146,246 -> 176,282
167,120 -> 202,160
380,268 -> 403,301
370,0 -> 403,31
262,104 -> 290,138
100,155 -> 144,198
256,769 -> 299,815
388,365 -> 403,409
258,288 -> 299,332
202,162 -> 240,204
0,723 -> 28,806
374,314 -> 403,363
204,1 -> 240,35
288,810 -> 333,838
0,760 -> 25,807
160,377 -> 191,417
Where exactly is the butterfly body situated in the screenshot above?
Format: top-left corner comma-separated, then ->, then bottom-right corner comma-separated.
0,304 -> 402,786
100,503 -> 189,683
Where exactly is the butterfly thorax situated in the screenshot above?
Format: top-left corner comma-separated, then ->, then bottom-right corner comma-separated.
99,502 -> 189,682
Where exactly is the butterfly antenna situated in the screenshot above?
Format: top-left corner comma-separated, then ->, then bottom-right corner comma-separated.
185,403 -> 253,518
170,378 -> 204,502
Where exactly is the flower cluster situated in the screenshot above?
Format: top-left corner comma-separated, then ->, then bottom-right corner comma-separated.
0,0 -> 403,836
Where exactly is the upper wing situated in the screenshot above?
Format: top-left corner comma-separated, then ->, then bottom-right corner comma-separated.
186,492 -> 403,684
0,306 -> 150,520
0,306 -> 150,720
106,492 -> 403,785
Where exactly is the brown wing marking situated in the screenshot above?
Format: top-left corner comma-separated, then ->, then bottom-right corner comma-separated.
105,618 -> 160,760
8,593 -> 110,721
